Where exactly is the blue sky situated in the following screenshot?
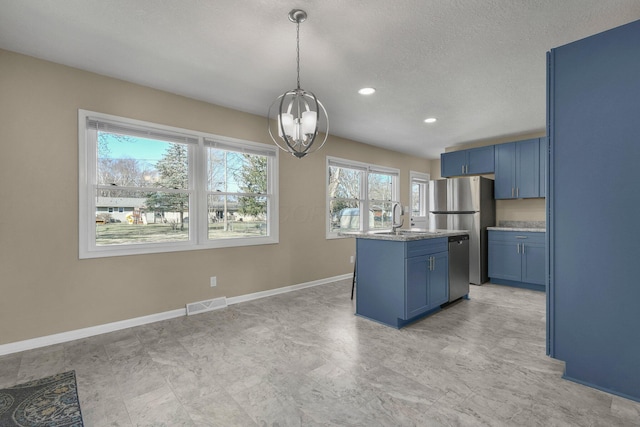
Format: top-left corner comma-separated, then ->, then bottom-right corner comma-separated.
101,134 -> 168,163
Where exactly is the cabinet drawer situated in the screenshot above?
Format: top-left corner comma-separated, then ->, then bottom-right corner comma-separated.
488,231 -> 545,244
406,237 -> 447,258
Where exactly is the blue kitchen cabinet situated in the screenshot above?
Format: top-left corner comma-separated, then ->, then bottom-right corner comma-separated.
356,237 -> 449,328
488,230 -> 545,291
488,236 -> 522,282
440,150 -> 467,177
405,255 -> 429,318
522,241 -> 545,285
406,250 -> 449,318
441,146 -> 494,177
427,251 -> 449,307
494,139 -> 540,199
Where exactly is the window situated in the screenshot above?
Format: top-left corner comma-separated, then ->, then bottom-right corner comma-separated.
79,110 -> 278,258
327,157 -> 399,238
410,171 -> 430,229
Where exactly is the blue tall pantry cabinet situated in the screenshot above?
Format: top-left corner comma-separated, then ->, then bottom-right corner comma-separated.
547,19 -> 640,401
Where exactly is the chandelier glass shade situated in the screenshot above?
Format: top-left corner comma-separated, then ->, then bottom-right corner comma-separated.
268,9 -> 328,159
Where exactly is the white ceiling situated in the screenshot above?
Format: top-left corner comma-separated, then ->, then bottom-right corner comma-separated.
2,1 -> 640,159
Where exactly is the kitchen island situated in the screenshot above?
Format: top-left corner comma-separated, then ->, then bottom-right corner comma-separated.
342,230 -> 469,328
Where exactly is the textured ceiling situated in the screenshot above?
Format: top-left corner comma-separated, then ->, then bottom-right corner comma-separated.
2,0 -> 640,159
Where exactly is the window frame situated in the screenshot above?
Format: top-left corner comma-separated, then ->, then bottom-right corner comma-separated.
79,110 -> 279,259
326,156 -> 399,239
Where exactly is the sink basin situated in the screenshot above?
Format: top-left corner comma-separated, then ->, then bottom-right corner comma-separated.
373,231 -> 407,236
373,230 -> 442,236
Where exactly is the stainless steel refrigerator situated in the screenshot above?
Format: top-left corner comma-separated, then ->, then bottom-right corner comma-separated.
429,176 -> 495,284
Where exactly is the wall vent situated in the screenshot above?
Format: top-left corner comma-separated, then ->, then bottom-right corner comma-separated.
186,297 -> 227,316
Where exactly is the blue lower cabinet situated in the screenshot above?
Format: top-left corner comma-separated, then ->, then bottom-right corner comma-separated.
488,230 -> 545,291
428,251 -> 449,307
405,251 -> 449,319
522,242 -> 545,285
356,237 -> 449,328
405,256 -> 429,318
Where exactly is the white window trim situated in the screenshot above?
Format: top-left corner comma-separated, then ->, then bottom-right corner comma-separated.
326,156 -> 400,239
78,109 -> 279,259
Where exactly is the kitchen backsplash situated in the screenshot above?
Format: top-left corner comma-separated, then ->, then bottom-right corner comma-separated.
495,198 -> 545,224
498,220 -> 546,229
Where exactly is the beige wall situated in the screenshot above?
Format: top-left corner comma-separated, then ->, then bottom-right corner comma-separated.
0,49 -> 430,345
436,132 -> 547,224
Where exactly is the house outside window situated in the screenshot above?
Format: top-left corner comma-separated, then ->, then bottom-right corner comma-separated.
327,157 -> 399,238
79,110 -> 278,258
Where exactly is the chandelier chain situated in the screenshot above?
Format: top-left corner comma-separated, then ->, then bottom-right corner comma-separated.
296,21 -> 300,89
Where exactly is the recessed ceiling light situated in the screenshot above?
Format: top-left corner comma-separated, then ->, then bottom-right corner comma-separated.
424,117 -> 437,123
358,87 -> 376,95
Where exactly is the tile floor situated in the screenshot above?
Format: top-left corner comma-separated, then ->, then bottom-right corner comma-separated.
1,280 -> 639,426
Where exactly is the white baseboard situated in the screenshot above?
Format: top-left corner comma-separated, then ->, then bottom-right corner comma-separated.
0,274 -> 350,356
227,273 -> 351,305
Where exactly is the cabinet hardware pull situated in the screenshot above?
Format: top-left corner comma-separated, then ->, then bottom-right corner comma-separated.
515,236 -> 528,239
522,244 -> 525,254
462,165 -> 465,174
511,188 -> 514,198
516,187 -> 519,197
517,243 -> 520,254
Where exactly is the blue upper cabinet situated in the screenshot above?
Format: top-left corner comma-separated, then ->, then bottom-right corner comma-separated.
494,138 -> 541,199
441,150 -> 467,177
441,146 -> 494,177
467,146 -> 495,174
494,142 -> 516,198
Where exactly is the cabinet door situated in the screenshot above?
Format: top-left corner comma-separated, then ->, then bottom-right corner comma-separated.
428,251 -> 449,307
522,242 -> 545,285
441,151 -> 467,177
467,146 -> 495,174
515,139 -> 540,198
405,256 -> 429,318
539,137 -> 547,197
488,240 -> 522,281
494,142 -> 516,199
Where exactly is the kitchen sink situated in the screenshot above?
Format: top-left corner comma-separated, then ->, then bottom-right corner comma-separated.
373,230 -> 442,236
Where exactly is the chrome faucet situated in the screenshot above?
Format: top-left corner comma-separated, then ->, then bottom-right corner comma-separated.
391,202 -> 404,232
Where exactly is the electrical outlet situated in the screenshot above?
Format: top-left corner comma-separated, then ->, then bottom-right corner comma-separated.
210,276 -> 217,287
350,256 -> 355,264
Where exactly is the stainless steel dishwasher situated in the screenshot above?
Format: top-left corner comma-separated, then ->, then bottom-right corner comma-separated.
448,234 -> 470,302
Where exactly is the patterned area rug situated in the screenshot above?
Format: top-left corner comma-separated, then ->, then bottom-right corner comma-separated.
0,371 -> 83,427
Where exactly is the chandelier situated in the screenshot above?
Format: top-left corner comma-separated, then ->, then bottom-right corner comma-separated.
268,9 -> 329,158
